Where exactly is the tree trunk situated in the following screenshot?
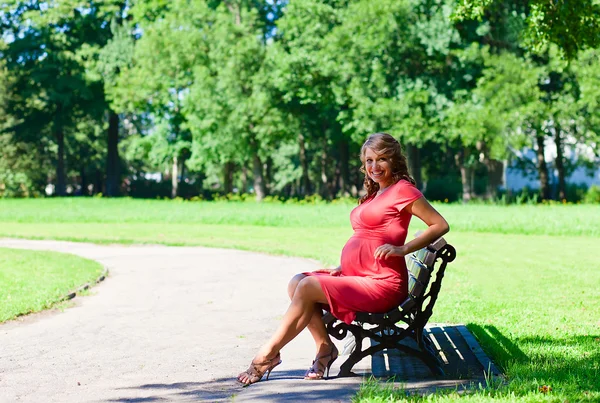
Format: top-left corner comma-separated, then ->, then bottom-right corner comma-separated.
320,135 -> 332,200
252,153 -> 266,201
484,159 -> 504,200
406,144 -> 422,189
171,155 -> 179,199
339,136 -> 350,196
55,127 -> 66,196
225,1 -> 241,25
461,166 -> 474,202
95,169 -> 104,195
106,110 -> 120,197
298,133 -> 311,196
554,123 -> 566,201
535,133 -> 550,200
223,161 -> 234,194
80,166 -> 87,196
179,156 -> 186,197
180,157 -> 186,183
265,157 -> 273,195
241,163 -> 248,194
455,149 -> 474,202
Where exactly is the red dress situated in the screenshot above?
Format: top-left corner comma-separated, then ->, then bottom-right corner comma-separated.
305,179 -> 423,324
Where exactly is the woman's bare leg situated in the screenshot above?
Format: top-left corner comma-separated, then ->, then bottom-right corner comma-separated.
238,276 -> 332,384
288,274 -> 335,354
260,276 -> 328,356
238,276 -> 329,384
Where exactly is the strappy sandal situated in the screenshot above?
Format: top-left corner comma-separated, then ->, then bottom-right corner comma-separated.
304,345 -> 338,380
237,353 -> 282,387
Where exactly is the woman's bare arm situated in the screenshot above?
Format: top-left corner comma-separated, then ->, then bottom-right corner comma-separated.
374,197 -> 449,259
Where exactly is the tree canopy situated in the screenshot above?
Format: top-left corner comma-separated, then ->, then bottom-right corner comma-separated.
453,0 -> 600,59
1,0 -> 599,202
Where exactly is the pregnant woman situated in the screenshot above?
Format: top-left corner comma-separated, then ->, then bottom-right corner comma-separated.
237,132 -> 449,385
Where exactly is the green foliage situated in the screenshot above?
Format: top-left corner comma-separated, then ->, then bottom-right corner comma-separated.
584,185 -> 600,204
329,0 -> 452,145
0,133 -> 49,197
0,0 -> 599,202
453,0 -> 600,59
423,176 -> 462,202
0,0 -> 126,196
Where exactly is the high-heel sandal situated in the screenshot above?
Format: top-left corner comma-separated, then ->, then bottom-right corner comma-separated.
304,345 -> 338,380
237,353 -> 282,386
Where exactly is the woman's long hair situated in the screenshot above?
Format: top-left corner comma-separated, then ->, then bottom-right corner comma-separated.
358,133 -> 415,205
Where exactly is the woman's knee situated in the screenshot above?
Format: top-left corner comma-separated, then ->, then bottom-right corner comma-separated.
288,273 -> 307,299
294,277 -> 324,301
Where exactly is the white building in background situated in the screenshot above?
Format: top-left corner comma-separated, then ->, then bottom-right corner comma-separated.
504,137 -> 600,192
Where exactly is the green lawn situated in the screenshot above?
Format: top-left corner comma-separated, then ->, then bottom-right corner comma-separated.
0,247 -> 104,322
0,198 -> 598,402
0,197 -> 598,236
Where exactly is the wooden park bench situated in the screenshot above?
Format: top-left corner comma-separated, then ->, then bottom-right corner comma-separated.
323,236 -> 456,377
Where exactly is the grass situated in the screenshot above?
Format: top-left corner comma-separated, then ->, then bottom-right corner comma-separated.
0,197 -> 598,402
0,247 -> 104,322
0,197 -> 598,236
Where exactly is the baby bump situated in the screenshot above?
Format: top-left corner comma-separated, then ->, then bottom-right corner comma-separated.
340,236 -> 381,276
341,236 -> 405,277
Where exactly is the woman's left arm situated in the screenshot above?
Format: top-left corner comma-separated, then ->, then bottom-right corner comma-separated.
374,197 -> 449,259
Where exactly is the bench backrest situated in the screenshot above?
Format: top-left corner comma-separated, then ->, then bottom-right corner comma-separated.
399,236 -> 454,314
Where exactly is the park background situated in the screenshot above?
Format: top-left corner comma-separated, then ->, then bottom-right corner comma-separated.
1,0 -> 599,402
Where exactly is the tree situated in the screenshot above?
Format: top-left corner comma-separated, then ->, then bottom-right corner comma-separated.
184,3 -> 283,200
265,0 -> 347,198
115,0 -> 209,198
454,0 -> 600,59
1,1 -> 127,196
2,9 -> 97,195
328,0 -> 464,190
94,3 -> 131,197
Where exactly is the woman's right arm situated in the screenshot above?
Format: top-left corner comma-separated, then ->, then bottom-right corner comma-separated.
402,197 -> 449,255
312,266 -> 342,276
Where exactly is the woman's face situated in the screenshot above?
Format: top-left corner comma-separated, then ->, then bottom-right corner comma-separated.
364,147 -> 393,189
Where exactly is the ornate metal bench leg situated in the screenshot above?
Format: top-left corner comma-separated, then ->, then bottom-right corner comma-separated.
337,328 -> 366,377
339,341 -> 387,377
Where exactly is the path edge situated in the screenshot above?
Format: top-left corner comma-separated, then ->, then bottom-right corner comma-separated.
62,265 -> 110,302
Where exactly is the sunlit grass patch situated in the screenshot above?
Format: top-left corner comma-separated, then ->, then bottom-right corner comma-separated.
0,198 -> 598,236
0,248 -> 104,322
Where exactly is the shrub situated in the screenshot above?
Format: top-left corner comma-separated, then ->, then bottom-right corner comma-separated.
564,183 -> 588,203
583,185 -> 600,204
423,176 -> 462,202
0,171 -> 40,198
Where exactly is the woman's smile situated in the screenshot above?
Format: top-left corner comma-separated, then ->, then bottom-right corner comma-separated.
364,147 -> 393,188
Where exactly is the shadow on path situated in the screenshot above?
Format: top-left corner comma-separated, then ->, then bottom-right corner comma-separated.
106,371 -> 360,403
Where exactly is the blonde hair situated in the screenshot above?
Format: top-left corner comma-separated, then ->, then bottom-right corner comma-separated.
359,133 -> 415,204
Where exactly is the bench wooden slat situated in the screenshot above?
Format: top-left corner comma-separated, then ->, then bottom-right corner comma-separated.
406,256 -> 430,284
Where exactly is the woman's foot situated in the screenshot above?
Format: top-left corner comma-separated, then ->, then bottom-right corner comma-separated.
237,353 -> 282,386
304,344 -> 338,380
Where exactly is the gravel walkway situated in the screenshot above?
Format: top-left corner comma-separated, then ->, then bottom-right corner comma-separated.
0,239 -> 364,402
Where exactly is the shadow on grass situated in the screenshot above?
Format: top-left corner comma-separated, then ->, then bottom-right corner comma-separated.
468,324 -> 529,368
105,370 -> 360,403
513,334 -> 600,392
469,324 -> 600,392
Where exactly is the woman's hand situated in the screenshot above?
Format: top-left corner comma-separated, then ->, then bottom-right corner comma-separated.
374,244 -> 406,259
312,267 -> 342,276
